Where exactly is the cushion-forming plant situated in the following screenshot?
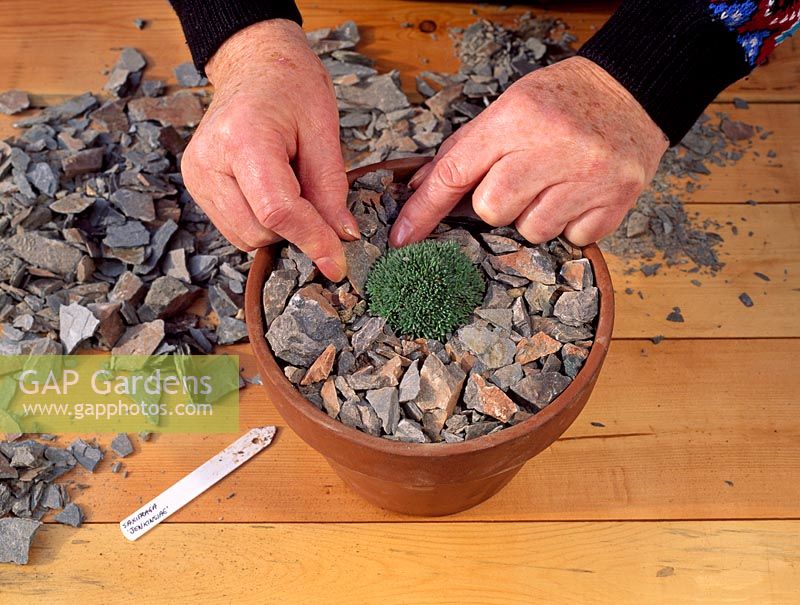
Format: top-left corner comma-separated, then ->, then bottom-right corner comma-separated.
365,240 -> 485,340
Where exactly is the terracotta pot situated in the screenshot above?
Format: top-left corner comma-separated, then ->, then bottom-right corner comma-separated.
245,157 -> 614,516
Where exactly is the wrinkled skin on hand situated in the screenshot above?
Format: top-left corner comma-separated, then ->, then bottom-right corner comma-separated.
389,56 -> 669,248
181,19 -> 359,281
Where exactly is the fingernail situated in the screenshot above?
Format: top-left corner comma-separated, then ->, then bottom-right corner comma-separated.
341,221 -> 360,240
318,256 -> 347,282
390,218 -> 412,248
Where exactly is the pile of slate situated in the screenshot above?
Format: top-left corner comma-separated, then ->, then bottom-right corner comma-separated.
263,170 -> 598,443
0,48 -> 249,356
314,16 -> 575,169
0,431 -> 140,564
603,111 -> 763,274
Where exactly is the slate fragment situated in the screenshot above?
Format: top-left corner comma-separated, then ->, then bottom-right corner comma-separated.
553,288 -> 599,327
110,188 -> 155,221
112,320 -> 165,355
110,433 -> 134,457
320,377 -> 341,418
89,98 -> 129,131
511,372 -> 571,409
366,387 -> 400,434
54,503 -> 84,527
415,355 -> 465,433
8,233 -> 83,276
0,518 -> 41,564
103,221 -> 150,248
174,62 -> 207,87
666,307 -> 685,323
490,363 -> 523,391
88,302 -> 125,349
61,147 -> 104,178
27,162 -> 57,196
163,248 -> 191,282
0,89 -> 30,115
395,419 -> 427,443
457,324 -> 515,369
398,359 -> 421,402
475,308 -> 513,332
515,331 -> 562,364
262,269 -> 298,327
337,73 -> 409,113
464,374 -> 518,422
300,344 -> 337,385
137,276 -> 199,321
68,438 -> 103,472
352,316 -> 386,358
342,239 -> 380,296
559,259 -> 593,290
137,219 -> 179,274
267,285 -> 349,366
41,484 -> 63,509
561,343 -> 589,378
490,247 -> 555,284
209,284 -> 238,318
50,193 -> 95,214
59,303 -> 101,353
108,271 -> 146,304
127,92 -> 204,127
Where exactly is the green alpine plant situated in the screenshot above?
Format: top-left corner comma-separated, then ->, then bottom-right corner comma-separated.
365,240 -> 485,340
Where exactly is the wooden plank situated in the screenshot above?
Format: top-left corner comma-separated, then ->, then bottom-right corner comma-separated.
611,203 -> 800,339
40,339 -> 800,523
0,0 -> 796,102
5,521 -> 799,603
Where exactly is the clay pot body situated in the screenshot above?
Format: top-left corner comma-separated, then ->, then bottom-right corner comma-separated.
244,158 -> 614,516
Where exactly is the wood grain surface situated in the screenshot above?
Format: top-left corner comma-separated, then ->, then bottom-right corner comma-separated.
6,522 -> 800,604
0,1 -> 798,602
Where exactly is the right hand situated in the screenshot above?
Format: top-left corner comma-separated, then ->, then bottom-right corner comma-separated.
181,19 -> 359,281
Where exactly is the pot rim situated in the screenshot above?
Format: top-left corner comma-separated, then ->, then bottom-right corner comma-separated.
244,157 -> 615,460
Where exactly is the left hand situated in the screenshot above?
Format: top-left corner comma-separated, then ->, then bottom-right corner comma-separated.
389,56 -> 669,248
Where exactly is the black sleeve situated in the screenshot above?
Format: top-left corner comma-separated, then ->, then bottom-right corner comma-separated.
577,0 -> 752,145
168,0 -> 302,74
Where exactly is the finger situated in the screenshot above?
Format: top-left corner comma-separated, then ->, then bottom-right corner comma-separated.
408,159 -> 434,190
233,147 -> 348,282
407,123 -> 472,189
206,171 -> 282,248
470,153 -> 556,227
390,137 -> 502,247
296,120 -> 360,241
408,134 -> 459,189
193,198 -> 252,251
563,205 -> 629,247
514,184 -> 584,244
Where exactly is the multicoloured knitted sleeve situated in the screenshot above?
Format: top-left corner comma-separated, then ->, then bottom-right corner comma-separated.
579,0 -> 800,145
709,1 -> 800,66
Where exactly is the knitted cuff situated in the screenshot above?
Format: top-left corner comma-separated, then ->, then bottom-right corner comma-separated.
577,0 -> 752,145
169,0 -> 302,73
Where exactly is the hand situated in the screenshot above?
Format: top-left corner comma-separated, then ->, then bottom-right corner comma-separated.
181,19 -> 359,281
389,56 -> 669,248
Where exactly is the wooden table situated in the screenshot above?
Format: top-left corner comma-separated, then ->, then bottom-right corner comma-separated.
1,1 -> 798,602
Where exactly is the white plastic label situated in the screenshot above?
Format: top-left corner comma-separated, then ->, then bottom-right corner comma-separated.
120,426 -> 277,541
